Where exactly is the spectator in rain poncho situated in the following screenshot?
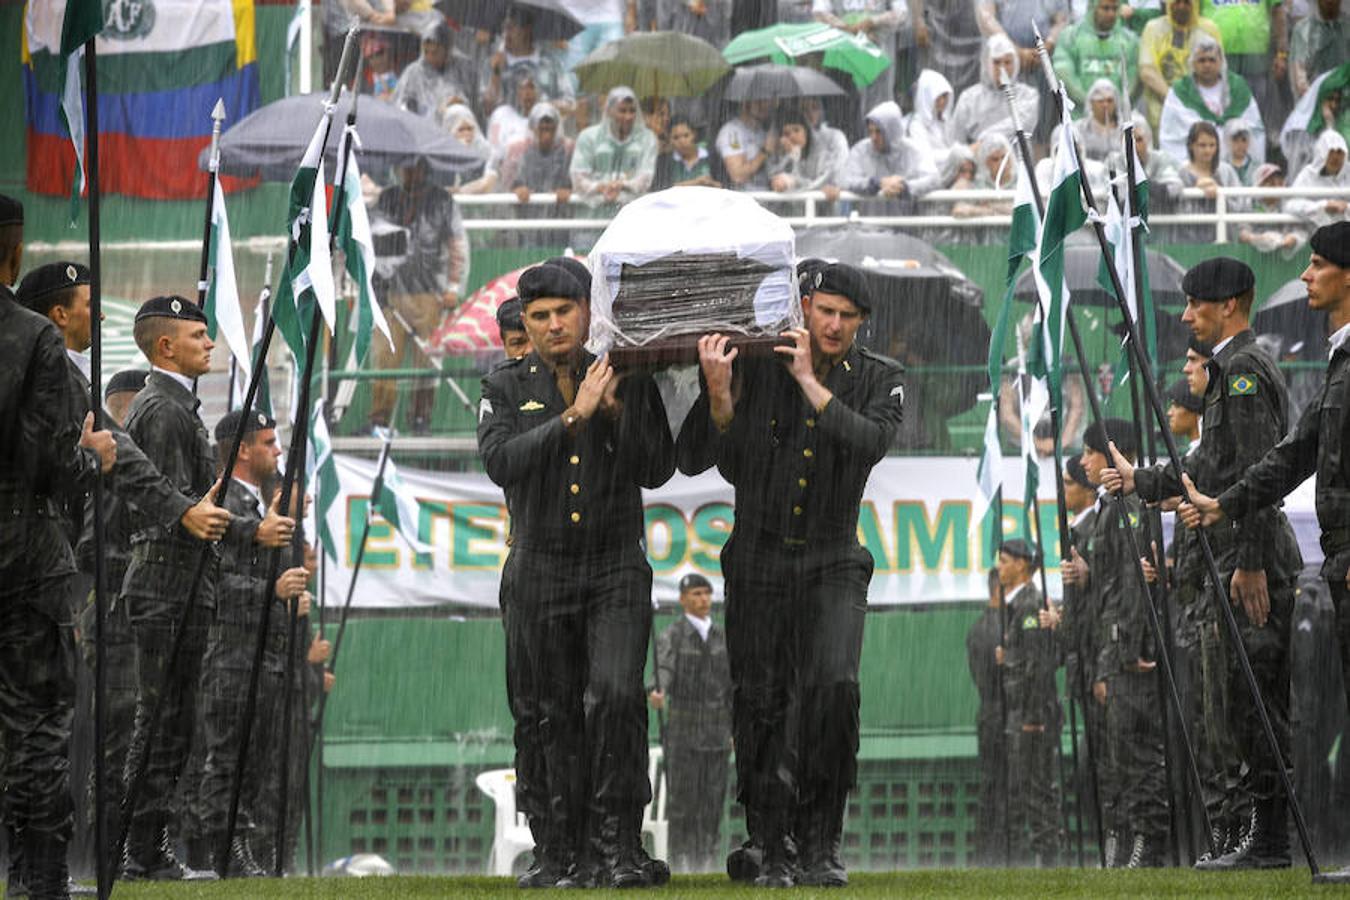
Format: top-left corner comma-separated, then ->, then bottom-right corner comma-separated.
1174,119 -> 1243,242
486,68 -> 539,162
1107,113 -> 1184,209
905,69 -> 958,178
1222,119 -> 1258,185
950,34 -> 1040,149
802,97 -> 851,184
953,131 -> 1017,218
478,6 -> 575,117
500,103 -> 574,202
766,107 -> 847,194
1137,0 -> 1223,131
1051,0 -> 1140,106
1075,77 -> 1122,162
392,20 -> 472,123
1285,130 -> 1350,229
570,87 -> 658,210
1290,0 -> 1350,101
843,101 -> 939,214
1238,163 -> 1307,256
1158,34 -> 1267,168
442,105 -> 495,193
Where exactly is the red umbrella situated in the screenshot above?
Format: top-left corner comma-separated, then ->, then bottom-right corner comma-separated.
430,256 -> 585,355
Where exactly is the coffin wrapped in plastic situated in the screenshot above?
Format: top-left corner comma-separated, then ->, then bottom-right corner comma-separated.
587,187 -> 801,365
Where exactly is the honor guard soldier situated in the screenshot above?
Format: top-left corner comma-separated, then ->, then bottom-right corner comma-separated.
119,296 -> 294,880
191,409 -> 308,877
495,296 -> 532,360
966,568 -> 1009,866
676,260 -> 906,887
995,539 -> 1063,867
648,573 -> 733,873
1077,419 -> 1168,868
1181,223 -> 1350,883
1105,257 -> 1304,871
0,194 -> 116,900
477,258 -> 676,889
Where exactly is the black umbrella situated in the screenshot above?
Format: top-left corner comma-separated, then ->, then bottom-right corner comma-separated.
436,0 -> 583,42
1254,278 -> 1326,361
796,224 -> 989,447
204,92 -> 485,183
725,63 -> 846,101
1013,233 -> 1187,308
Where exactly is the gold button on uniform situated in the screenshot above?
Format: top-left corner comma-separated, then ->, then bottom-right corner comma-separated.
569,455 -> 580,465
803,448 -> 813,458
792,506 -> 803,516
798,478 -> 808,488
805,418 -> 815,428
570,484 -> 580,495
570,511 -> 582,523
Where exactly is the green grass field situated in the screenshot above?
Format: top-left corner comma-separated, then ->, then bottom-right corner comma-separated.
55,869 -> 1340,899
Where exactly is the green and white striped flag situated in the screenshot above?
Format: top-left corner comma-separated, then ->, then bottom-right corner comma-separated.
375,450 -> 435,560
308,398 -> 341,561
335,125 -> 393,366
273,113 -> 338,362
58,0 -> 103,219
1030,93 -> 1087,414
1015,319 -> 1050,538
205,178 -> 251,391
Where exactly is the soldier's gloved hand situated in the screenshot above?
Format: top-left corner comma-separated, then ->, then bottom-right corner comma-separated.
308,635 -> 331,665
275,566 -> 309,601
1231,568 -> 1270,628
573,354 -> 614,421
180,477 -> 230,541
255,493 -> 296,548
80,411 -> 117,473
1178,474 -> 1224,528
1101,441 -> 1135,495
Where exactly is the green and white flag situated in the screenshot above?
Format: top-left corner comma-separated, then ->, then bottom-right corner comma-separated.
335,125 -> 393,366
375,449 -> 435,559
1015,319 -> 1049,538
273,113 -> 338,362
58,0 -> 103,219
1030,92 -> 1087,413
205,178 -> 251,391
1098,125 -> 1157,378
308,398 -> 341,561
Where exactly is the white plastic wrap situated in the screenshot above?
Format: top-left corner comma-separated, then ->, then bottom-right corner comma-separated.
586,187 -> 801,354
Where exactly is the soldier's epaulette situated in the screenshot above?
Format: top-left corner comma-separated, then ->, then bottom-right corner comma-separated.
858,345 -> 906,371
489,355 -> 526,373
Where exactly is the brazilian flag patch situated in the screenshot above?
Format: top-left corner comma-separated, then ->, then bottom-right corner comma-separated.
1228,374 -> 1258,396
1022,614 -> 1039,630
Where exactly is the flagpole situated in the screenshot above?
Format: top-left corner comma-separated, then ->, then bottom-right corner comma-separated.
80,30 -> 113,900
192,99 -> 226,399
216,28 -> 363,876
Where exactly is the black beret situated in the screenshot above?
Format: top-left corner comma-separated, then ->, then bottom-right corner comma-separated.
1181,257 -> 1255,302
516,262 -> 587,306
496,296 -> 524,333
106,368 -> 151,399
678,573 -> 712,593
214,408 -> 277,443
1000,538 -> 1041,567
135,295 -> 208,324
1166,379 -> 1203,414
1065,455 -> 1093,490
16,262 -> 90,312
1310,222 -> 1350,269
0,193 -> 22,227
1187,334 -> 1214,357
797,258 -> 829,296
548,256 -> 593,298
814,261 -> 872,313
1082,416 -> 1138,457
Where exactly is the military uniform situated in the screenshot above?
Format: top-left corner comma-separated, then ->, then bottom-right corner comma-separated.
965,598 -> 1007,865
676,334 -> 905,883
478,345 -> 676,884
0,274 -> 101,898
1000,577 -> 1063,866
653,612 -> 732,872
120,361 -> 221,876
1135,323 -> 1302,866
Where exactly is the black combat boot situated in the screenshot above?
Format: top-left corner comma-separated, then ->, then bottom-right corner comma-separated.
1194,796 -> 1289,870
1314,864 -> 1350,884
797,790 -> 848,887
1102,829 -> 1119,869
6,823 -> 28,899
122,824 -> 217,881
752,811 -> 796,889
184,836 -> 212,872
227,834 -> 267,878
727,803 -> 765,882
21,830 -> 68,900
556,811 -> 617,890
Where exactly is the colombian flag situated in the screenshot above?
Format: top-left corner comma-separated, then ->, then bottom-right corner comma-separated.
23,0 -> 260,200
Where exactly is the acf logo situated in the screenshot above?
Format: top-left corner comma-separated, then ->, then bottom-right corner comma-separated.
103,0 -> 156,40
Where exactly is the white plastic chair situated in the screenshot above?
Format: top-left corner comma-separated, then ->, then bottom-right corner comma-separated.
643,746 -> 669,861
475,768 -> 535,876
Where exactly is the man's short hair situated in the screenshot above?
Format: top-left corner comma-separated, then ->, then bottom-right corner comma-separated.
133,316 -> 180,359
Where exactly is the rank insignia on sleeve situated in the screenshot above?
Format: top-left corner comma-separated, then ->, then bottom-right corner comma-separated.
478,398 -> 493,422
1228,374 -> 1257,396
1022,615 -> 1039,630
519,399 -> 545,412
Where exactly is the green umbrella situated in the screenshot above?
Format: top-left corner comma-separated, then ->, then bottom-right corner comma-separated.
723,22 -> 891,89
573,31 -> 731,98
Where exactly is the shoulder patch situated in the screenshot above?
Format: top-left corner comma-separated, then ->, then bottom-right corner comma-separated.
1021,614 -> 1039,630
1228,374 -> 1258,396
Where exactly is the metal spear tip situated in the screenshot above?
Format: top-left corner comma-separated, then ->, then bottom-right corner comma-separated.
211,97 -> 226,124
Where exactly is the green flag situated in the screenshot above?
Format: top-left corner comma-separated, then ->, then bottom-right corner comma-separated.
273,114 -> 337,362
205,178 -> 251,391
375,454 -> 435,561
58,0 -> 103,219
308,398 -> 341,561
335,125 -> 393,367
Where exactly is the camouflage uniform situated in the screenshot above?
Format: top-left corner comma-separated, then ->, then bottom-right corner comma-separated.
120,371 -> 220,872
0,281 -> 100,897
653,614 -> 732,873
